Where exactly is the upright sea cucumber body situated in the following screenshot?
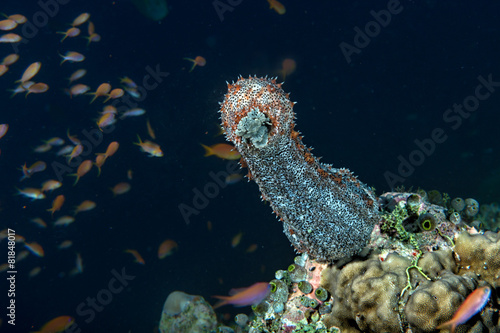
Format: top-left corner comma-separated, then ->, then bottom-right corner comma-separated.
220,76 -> 379,261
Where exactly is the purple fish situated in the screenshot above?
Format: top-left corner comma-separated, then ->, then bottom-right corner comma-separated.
212,282 -> 270,309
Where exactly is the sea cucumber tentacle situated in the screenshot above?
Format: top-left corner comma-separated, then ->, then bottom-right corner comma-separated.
220,76 -> 379,261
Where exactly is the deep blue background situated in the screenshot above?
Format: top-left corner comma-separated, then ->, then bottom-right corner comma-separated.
0,0 -> 499,332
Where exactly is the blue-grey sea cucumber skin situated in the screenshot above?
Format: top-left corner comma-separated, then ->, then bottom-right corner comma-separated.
220,76 -> 379,261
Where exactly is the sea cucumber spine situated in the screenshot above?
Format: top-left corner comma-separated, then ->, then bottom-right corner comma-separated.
220,76 -> 379,261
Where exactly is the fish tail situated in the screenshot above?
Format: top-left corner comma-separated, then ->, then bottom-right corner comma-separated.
436,320 -> 457,333
95,165 -> 102,177
201,144 -> 213,157
212,296 -> 230,309
135,135 -> 143,145
189,62 -> 196,72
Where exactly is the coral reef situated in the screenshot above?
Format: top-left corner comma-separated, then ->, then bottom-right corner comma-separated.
242,191 -> 500,333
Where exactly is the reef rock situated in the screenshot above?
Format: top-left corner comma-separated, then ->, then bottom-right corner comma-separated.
159,291 -> 217,333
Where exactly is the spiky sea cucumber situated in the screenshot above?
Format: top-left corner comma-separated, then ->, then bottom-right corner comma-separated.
219,76 -> 379,261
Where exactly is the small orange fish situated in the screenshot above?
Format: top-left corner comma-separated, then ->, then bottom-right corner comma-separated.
184,56 -> 206,72
96,112 -> 116,130
45,137 -> 65,146
47,194 -> 65,216
66,144 -> 83,162
73,200 -> 96,215
57,27 -> 80,42
94,154 -> 107,176
0,19 -> 17,31
231,231 -> 243,248
30,217 -> 47,228
54,215 -> 75,227
33,315 -> 75,333
20,161 -> 47,181
57,240 -> 73,249
68,69 -> 87,83
0,33 -> 21,43
34,143 -> 52,153
72,13 -> 90,27
120,108 -> 146,119
110,182 -> 131,196
125,249 -> 145,265
71,160 -> 93,185
24,241 -> 45,257
246,243 -> 258,253
59,51 -> 85,65
88,83 -> 111,103
202,143 -> 241,160
29,266 -> 42,278
1,53 -> 19,66
225,173 -> 243,185
41,179 -> 62,192
68,83 -> 90,97
19,62 -> 41,83
0,124 -> 8,139
279,58 -> 296,80
267,0 -> 286,14
120,76 -> 138,89
16,187 -> 45,200
158,239 -> 178,259
437,286 -> 491,333
146,119 -> 156,139
85,32 -> 101,45
67,129 -> 81,145
16,250 -> 30,262
0,64 -> 8,77
87,21 -> 95,35
26,82 -> 49,96
101,105 -> 117,115
75,253 -> 83,273
135,135 -> 163,157
103,88 -> 124,103
4,14 -> 27,24
99,141 -> 119,158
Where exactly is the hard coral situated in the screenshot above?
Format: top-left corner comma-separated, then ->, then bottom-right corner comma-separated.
455,231 -> 500,288
404,270 -> 477,331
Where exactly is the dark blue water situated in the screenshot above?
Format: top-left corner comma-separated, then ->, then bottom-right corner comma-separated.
0,0 -> 499,332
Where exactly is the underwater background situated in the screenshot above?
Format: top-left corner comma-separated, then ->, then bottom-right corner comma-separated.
0,0 -> 499,332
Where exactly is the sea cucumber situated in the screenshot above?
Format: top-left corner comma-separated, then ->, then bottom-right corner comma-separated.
219,76 -> 379,261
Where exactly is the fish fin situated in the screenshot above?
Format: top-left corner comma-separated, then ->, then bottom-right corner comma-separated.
436,320 -> 456,333
229,287 -> 247,296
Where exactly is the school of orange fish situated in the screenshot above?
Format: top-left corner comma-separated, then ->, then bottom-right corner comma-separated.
0,13 -> 179,328
0,3 -> 293,330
